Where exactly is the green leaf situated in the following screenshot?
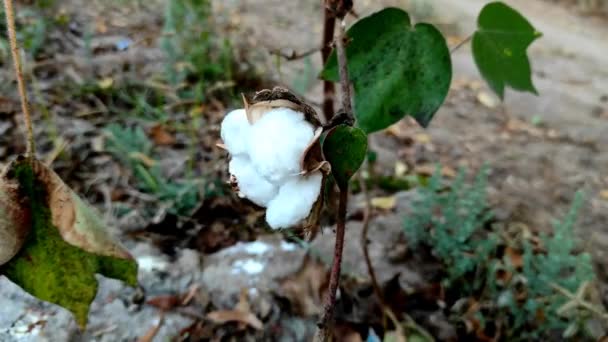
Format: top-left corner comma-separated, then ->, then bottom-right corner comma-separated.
322,125 -> 368,190
0,159 -> 138,328
472,2 -> 542,99
320,8 -> 452,131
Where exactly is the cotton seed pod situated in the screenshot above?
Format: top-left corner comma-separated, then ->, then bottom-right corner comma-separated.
0,163 -> 31,265
219,87 -> 330,233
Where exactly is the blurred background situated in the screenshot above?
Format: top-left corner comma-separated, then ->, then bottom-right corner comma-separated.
0,0 -> 607,340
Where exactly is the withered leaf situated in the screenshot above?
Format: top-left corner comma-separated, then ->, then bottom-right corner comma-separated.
0,157 -> 137,328
0,165 -> 31,265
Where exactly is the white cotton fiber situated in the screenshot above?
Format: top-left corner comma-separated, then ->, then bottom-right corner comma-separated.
248,108 -> 315,184
221,109 -> 250,156
265,172 -> 323,229
229,155 -> 278,207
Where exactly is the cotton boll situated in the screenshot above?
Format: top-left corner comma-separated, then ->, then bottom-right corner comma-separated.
265,172 -> 323,229
221,109 -> 250,156
229,155 -> 278,207
249,108 -> 315,184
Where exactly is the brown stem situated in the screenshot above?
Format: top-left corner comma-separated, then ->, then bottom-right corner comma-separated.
321,7 -> 336,122
270,46 -> 321,61
3,0 -> 35,158
450,34 -> 473,54
359,174 -> 384,306
316,188 -> 348,341
335,20 -> 352,117
315,14 -> 354,341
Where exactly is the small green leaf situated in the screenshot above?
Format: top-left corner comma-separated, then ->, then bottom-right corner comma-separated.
0,160 -> 137,328
320,8 -> 452,131
472,2 -> 542,99
322,125 -> 368,190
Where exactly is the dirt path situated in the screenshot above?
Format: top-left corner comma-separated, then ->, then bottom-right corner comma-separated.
218,0 -> 608,259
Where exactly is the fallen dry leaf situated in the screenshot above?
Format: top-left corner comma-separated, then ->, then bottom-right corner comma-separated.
149,124 -> 176,146
477,91 -> 498,108
206,309 -> 263,330
206,289 -> 263,330
394,161 -> 408,177
505,246 -> 524,269
370,195 -> 397,210
97,77 -> 114,90
279,255 -> 328,316
0,164 -> 31,265
415,164 -> 456,178
414,133 -> 432,144
147,294 -> 182,311
136,314 -> 164,342
600,190 -> 608,200
29,159 -> 132,259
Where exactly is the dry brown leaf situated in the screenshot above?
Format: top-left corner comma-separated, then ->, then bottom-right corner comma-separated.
129,152 -> 156,168
136,313 -> 164,342
97,77 -> 114,90
0,164 -> 31,265
206,310 -> 263,330
477,91 -> 498,108
30,159 -> 131,259
394,161 -> 408,177
370,196 -> 397,210
600,190 -> 608,200
279,255 -> 328,316
146,294 -> 182,311
149,124 -> 176,146
414,133 -> 432,144
206,289 -> 263,330
505,246 -> 523,269
415,164 -> 456,178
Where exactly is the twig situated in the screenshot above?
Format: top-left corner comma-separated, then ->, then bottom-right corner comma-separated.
358,174 -> 384,308
270,46 -> 321,61
550,282 -> 608,322
450,34 -> 473,54
321,6 -> 336,122
316,189 -> 348,341
335,20 -> 352,116
3,0 -> 35,157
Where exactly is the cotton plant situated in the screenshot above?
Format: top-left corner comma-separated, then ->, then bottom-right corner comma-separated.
219,88 -> 330,230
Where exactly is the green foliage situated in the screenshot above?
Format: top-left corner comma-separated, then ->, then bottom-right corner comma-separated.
504,191 -> 595,339
1,161 -> 137,328
473,2 -> 542,99
0,7 -> 48,60
161,0 -> 234,101
104,124 -> 202,216
322,125 -> 368,190
404,166 -> 495,288
404,170 -> 598,339
320,7 -> 452,131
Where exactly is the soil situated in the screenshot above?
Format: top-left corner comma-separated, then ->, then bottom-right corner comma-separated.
0,0 -> 606,341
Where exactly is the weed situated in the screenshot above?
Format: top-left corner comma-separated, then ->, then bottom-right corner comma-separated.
161,0 -> 235,101
104,124 -> 202,216
404,168 -> 601,339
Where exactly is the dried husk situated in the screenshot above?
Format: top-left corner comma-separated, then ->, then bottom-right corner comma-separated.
0,165 -> 31,265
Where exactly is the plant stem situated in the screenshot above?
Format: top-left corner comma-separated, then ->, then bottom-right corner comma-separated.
316,188 -> 348,341
321,6 -> 336,122
3,0 -> 35,158
315,15 -> 354,342
358,174 -> 384,306
450,34 -> 472,54
335,20 -> 352,116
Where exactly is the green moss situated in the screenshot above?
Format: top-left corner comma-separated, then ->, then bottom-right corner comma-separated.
0,161 -> 137,328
